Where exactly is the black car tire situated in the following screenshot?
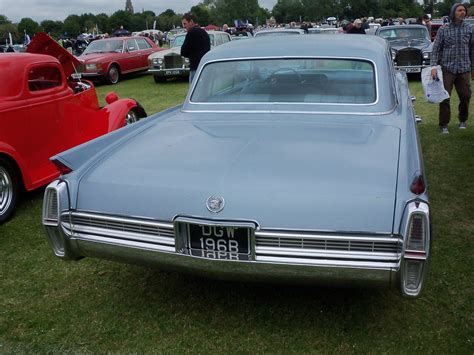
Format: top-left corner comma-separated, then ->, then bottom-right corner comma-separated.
106,65 -> 120,84
0,157 -> 20,224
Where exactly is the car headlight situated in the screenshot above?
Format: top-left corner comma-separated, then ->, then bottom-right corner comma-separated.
152,58 -> 163,65
423,52 -> 430,60
184,57 -> 190,64
85,63 -> 102,71
391,49 -> 397,60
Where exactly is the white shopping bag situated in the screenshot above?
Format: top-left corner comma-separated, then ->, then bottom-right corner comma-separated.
421,66 -> 450,104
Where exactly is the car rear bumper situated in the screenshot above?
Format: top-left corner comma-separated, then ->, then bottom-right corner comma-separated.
44,210 -> 402,289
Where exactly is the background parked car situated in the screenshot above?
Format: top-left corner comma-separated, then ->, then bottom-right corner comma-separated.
148,31 -> 231,83
0,33 -> 147,223
78,36 -> 163,84
376,25 -> 432,74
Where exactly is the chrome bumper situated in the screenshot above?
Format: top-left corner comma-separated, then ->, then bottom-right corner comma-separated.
44,209 -> 402,289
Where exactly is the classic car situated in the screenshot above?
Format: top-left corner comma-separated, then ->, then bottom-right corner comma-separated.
0,32 -> 147,223
43,35 -> 431,298
148,31 -> 232,83
376,25 -> 432,73
78,36 -> 163,84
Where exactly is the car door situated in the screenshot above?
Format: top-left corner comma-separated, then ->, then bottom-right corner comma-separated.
136,38 -> 156,70
24,63 -> 72,186
122,38 -> 141,73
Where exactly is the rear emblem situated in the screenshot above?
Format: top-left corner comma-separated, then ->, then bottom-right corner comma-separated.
206,196 -> 225,213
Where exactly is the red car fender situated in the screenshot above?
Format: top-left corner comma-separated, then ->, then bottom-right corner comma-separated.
101,98 -> 139,131
0,142 -> 33,190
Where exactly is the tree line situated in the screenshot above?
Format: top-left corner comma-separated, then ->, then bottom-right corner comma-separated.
1,0 -> 472,43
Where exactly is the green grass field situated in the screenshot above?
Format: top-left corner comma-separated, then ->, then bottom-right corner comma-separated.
1,74 -> 473,353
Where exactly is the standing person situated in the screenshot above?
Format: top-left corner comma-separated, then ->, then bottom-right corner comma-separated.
180,12 -> 211,84
346,19 -> 366,34
423,14 -> 432,37
430,3 -> 473,134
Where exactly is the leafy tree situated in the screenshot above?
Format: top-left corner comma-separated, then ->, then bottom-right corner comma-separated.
190,4 -> 212,25
17,18 -> 40,38
272,0 -> 304,23
0,23 -> 19,43
160,9 -> 177,17
0,14 -> 11,25
208,0 -> 262,25
40,20 -> 63,37
157,9 -> 182,31
95,13 -> 110,34
109,10 -> 132,32
63,15 -> 81,37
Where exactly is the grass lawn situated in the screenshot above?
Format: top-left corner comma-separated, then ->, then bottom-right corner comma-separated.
1,74 -> 473,353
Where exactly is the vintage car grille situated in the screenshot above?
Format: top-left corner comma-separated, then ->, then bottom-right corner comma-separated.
62,212 -> 175,252
396,49 -> 422,66
164,54 -> 183,69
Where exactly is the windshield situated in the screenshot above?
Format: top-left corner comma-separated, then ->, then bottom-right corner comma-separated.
172,35 -> 186,48
378,28 -> 429,41
82,39 -> 123,54
191,58 -> 376,104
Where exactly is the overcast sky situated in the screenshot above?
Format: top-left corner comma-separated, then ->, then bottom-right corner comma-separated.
0,0 -> 278,23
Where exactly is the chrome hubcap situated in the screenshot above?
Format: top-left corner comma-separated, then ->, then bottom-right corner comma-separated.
126,111 -> 138,125
0,167 -> 13,215
109,68 -> 118,83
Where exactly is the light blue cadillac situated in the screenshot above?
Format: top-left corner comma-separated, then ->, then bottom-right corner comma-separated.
42,35 -> 431,298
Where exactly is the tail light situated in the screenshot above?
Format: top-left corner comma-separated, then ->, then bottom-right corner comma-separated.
51,158 -> 73,175
401,201 -> 430,297
410,174 -> 425,195
43,187 -> 59,225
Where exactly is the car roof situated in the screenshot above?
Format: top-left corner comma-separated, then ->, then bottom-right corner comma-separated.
203,34 -> 388,62
0,53 -> 61,97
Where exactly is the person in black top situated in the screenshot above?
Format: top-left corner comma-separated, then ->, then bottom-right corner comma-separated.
346,19 -> 366,34
180,12 -> 211,83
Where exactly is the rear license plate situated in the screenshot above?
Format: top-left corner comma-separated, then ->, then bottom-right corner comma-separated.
404,67 -> 421,73
165,70 -> 181,75
188,224 -> 251,260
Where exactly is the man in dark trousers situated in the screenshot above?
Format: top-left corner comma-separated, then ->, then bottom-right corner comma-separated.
180,12 -> 211,83
431,3 -> 473,134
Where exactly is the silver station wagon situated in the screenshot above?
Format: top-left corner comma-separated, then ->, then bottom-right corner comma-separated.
43,35 -> 431,298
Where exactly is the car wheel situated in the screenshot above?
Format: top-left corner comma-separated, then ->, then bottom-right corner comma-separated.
106,65 -> 120,84
125,109 -> 139,125
0,158 -> 19,224
153,75 -> 166,83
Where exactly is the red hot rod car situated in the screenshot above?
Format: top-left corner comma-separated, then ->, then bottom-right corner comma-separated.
0,33 -> 147,223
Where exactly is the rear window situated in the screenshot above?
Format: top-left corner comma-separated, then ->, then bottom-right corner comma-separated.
28,66 -> 62,92
191,58 -> 376,104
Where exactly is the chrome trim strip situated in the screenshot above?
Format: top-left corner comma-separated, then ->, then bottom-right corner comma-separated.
70,212 -> 174,229
73,232 -> 176,253
256,247 -> 399,261
180,108 -> 397,116
255,256 -> 398,269
67,224 -> 175,246
255,230 -> 398,243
